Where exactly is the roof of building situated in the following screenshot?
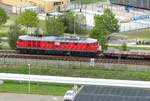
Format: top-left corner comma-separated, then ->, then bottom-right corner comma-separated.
73,86 -> 150,101
19,35 -> 97,43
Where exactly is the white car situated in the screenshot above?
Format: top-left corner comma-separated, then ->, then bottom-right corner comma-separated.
63,90 -> 75,101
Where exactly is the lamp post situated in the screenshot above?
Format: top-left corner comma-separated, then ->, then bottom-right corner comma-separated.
28,64 -> 31,93
74,14 -> 76,35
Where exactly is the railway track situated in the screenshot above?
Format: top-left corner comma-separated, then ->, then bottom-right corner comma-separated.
0,50 -> 150,66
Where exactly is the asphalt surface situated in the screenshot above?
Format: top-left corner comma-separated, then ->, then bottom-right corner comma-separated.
0,93 -> 63,101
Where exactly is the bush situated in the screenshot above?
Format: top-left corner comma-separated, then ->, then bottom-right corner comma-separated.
121,43 -> 128,51
7,21 -> 24,49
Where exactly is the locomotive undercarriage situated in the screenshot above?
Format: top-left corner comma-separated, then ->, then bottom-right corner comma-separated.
16,48 -> 98,57
16,48 -> 150,60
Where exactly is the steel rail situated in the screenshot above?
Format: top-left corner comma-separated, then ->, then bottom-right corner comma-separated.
0,52 -> 149,66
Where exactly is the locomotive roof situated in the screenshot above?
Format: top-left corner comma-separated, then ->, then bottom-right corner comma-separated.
19,35 -> 98,43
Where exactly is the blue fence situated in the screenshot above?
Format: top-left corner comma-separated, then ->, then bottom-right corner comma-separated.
131,15 -> 150,21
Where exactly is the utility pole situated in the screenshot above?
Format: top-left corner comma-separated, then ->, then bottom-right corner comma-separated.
74,14 -> 76,35
28,64 -> 31,94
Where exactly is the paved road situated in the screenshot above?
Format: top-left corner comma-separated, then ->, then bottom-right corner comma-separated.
0,93 -> 63,101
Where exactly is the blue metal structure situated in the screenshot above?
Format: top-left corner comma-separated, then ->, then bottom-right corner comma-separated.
110,0 -> 150,10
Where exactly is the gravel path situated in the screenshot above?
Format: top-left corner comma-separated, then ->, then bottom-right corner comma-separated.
0,93 -> 63,101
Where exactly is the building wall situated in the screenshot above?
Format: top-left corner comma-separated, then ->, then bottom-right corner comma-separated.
0,0 -> 70,12
0,0 -> 27,5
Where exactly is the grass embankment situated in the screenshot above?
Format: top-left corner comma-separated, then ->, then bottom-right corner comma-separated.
0,15 -> 18,38
9,15 -> 18,21
39,20 -> 46,29
0,81 -> 71,96
110,29 -> 150,50
0,25 -> 9,37
109,45 -> 150,50
113,29 -> 150,40
0,65 -> 150,80
0,65 -> 150,95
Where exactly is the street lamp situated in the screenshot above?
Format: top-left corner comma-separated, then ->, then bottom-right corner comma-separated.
28,64 -> 31,93
74,14 -> 76,35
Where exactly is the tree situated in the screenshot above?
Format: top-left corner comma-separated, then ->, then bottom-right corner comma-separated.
8,21 -> 24,49
45,16 -> 64,35
0,7 -> 8,26
59,11 -> 87,34
60,11 -> 74,33
75,13 -> 87,34
17,10 -> 39,32
90,8 -> 119,51
121,43 -> 128,51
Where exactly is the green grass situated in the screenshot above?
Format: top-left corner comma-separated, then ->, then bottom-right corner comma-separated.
39,20 -> 46,30
1,64 -> 150,95
0,65 -> 150,81
0,25 -> 9,37
0,15 -> 19,37
109,45 -> 150,51
112,29 -> 150,40
0,25 -> 9,32
0,15 -> 18,37
9,15 -> 18,21
0,81 -> 71,96
109,29 -> 150,51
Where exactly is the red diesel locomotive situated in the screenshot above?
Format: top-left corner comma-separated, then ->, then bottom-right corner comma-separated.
16,35 -> 101,57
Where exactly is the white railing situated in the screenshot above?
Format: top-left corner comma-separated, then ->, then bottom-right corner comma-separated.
0,73 -> 150,88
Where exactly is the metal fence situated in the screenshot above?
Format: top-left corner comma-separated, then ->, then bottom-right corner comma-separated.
110,0 -> 150,10
0,57 -> 150,72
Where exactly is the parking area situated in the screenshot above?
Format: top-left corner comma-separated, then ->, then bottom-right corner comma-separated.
0,93 -> 63,101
